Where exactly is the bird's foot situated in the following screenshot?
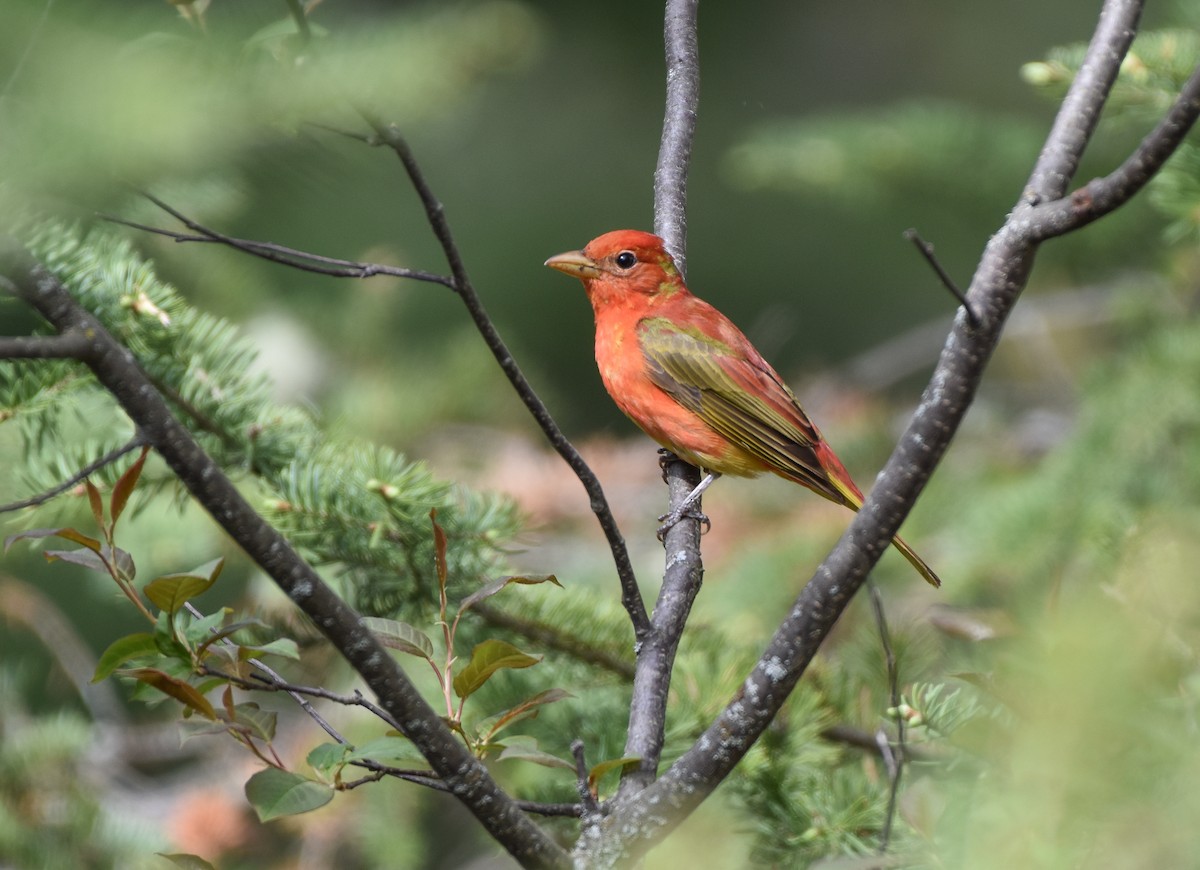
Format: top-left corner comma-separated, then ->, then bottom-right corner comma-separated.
656,448 -> 679,483
656,507 -> 711,541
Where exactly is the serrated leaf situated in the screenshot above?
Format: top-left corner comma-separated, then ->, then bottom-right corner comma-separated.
496,736 -> 575,770
306,742 -> 351,776
144,557 -> 224,613
477,688 -> 573,742
93,632 -> 158,682
588,756 -> 641,793
452,639 -> 541,700
156,853 -> 216,870
5,526 -> 102,553
458,574 -> 562,615
361,616 -> 434,661
346,735 -> 427,766
110,446 -> 150,527
244,767 -> 333,821
120,667 -> 217,719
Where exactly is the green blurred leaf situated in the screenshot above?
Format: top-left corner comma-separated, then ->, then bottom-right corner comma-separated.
496,735 -> 574,770
346,735 -> 427,766
477,688 -> 572,743
93,632 -> 159,682
156,853 -> 216,870
459,574 -> 561,616
361,616 -> 434,661
244,768 -> 333,821
307,742 -> 351,777
144,557 -> 224,613
452,639 -> 541,700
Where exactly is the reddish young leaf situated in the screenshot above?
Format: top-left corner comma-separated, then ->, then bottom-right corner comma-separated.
430,508 -> 448,593
121,667 -> 217,719
478,688 -> 573,743
85,480 -> 105,529
110,446 -> 151,527
4,527 -> 102,554
361,616 -> 435,662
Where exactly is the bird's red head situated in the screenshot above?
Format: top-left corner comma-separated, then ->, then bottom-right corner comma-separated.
545,230 -> 682,306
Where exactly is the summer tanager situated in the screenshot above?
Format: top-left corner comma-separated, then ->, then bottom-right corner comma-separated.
545,229 -> 941,588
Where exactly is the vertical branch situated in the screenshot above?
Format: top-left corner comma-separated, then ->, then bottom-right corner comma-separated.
654,0 -> 701,272
617,0 -> 704,799
868,582 -> 904,852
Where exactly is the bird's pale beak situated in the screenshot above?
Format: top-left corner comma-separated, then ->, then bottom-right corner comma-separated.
544,250 -> 602,279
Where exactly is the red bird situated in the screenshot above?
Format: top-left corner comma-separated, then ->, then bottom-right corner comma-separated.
545,229 -> 940,587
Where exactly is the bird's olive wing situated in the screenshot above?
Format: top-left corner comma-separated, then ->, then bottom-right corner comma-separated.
637,317 -> 841,500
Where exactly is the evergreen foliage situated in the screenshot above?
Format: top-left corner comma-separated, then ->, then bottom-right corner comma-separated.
0,222 -> 520,614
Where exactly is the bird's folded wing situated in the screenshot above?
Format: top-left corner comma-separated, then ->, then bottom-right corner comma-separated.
638,317 -> 842,502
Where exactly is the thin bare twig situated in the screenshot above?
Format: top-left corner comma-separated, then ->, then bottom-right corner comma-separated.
357,115 -> 650,642
903,228 -> 979,327
868,581 -> 904,852
103,203 -> 453,287
571,738 -> 601,818
0,434 -> 146,514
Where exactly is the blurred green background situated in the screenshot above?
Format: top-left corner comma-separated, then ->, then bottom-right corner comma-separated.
3,1 -> 1200,868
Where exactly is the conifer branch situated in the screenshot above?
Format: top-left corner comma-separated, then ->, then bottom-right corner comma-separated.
0,239 -> 571,870
0,433 -> 146,514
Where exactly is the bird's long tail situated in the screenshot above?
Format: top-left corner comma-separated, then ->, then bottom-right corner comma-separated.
815,451 -> 942,588
888,533 -> 941,588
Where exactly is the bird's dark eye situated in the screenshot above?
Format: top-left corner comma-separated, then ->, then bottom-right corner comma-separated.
614,251 -> 637,270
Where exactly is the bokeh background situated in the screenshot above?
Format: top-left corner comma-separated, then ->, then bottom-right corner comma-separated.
3,1 -> 1200,868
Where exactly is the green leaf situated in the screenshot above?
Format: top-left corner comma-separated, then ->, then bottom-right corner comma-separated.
110,446 -> 150,527
192,617 -> 264,653
477,688 -> 573,742
156,853 -> 216,870
4,526 -> 102,554
452,639 -> 541,700
346,735 -> 427,766
144,557 -> 225,613
93,632 -> 158,682
496,735 -> 575,770
238,637 -> 300,661
244,768 -> 333,821
120,667 -> 217,719
458,574 -> 562,616
588,756 -> 642,793
306,742 -> 351,777
229,703 -> 277,742
361,616 -> 434,661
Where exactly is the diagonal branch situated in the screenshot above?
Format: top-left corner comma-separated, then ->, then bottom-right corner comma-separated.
594,0 -> 1182,861
358,115 -> 651,642
0,240 -> 571,870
